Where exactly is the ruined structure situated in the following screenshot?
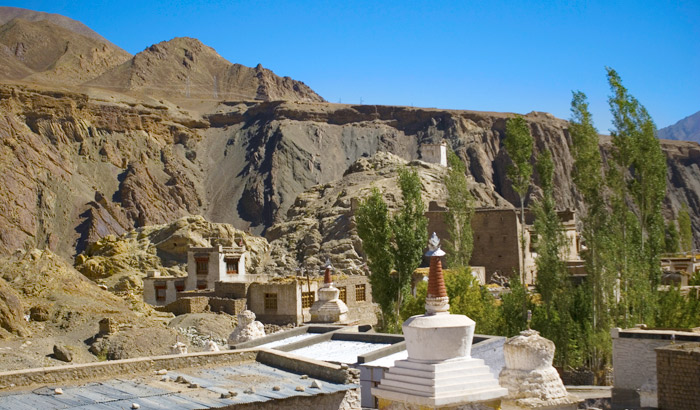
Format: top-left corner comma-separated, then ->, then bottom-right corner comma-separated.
372,233 -> 507,408
227,310 -> 265,345
420,140 -> 448,167
498,330 -> 578,410
310,259 -> 349,323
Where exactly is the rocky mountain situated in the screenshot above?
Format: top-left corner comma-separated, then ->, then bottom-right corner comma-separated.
265,152 -> 512,275
75,215 -> 271,292
86,37 -> 325,102
0,6 -> 113,43
0,17 -> 131,84
2,83 -> 699,264
658,111 -> 700,143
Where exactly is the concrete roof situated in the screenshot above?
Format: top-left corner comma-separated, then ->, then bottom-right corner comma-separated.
289,340 -> 391,364
0,361 -> 355,409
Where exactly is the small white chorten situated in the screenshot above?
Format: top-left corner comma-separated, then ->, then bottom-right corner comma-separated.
310,259 -> 349,323
227,310 -> 265,345
498,330 -> 578,410
372,233 -> 507,409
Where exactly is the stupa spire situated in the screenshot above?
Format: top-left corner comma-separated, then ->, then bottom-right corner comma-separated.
425,232 -> 449,315
323,258 -> 333,285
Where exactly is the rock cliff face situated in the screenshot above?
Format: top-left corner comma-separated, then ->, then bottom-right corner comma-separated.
1,84 -> 699,262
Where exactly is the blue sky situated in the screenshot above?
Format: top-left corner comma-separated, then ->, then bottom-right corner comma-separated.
7,0 -> 699,131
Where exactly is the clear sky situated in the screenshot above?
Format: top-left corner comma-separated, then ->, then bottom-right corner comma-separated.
7,0 -> 699,131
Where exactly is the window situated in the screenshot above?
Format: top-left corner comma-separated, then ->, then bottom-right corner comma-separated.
225,258 -> 239,274
197,280 -> 208,290
264,293 -> 278,311
175,280 -> 185,292
155,282 -> 166,302
338,286 -> 347,304
196,258 -> 208,276
302,291 -> 315,309
355,284 -> 366,302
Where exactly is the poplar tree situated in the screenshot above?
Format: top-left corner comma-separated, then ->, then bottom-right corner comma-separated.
678,204 -> 693,252
607,67 -> 666,326
356,188 -> 395,325
444,150 -> 474,268
356,167 -> 428,332
569,90 -> 614,370
532,151 -> 574,366
503,116 -> 534,282
390,167 -> 428,327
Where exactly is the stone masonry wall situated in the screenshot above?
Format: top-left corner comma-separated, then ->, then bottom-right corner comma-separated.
656,342 -> 700,410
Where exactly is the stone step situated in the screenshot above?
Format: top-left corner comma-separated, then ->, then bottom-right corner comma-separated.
387,363 -> 493,381
379,376 -> 501,395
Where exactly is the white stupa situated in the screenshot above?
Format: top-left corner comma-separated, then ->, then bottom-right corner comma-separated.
310,259 -> 349,323
372,233 -> 507,408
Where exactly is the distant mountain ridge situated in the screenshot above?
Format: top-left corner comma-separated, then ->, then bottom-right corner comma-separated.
0,6 -> 113,45
0,18 -> 131,84
658,111 -> 700,143
86,37 -> 325,102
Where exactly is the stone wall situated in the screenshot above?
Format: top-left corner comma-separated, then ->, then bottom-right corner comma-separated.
161,296 -> 210,315
209,297 -> 247,315
656,342 -> 700,410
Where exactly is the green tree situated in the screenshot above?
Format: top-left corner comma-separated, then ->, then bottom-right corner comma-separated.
444,267 -> 503,334
500,274 -> 531,337
503,116 -> 534,282
607,67 -> 666,326
357,167 -> 428,332
444,150 -> 474,268
390,167 -> 429,328
569,90 -> 615,371
531,151 -> 575,366
356,188 -> 395,326
665,220 -> 680,254
678,204 -> 693,252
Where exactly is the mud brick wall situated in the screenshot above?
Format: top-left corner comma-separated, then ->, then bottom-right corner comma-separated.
656,342 -> 700,410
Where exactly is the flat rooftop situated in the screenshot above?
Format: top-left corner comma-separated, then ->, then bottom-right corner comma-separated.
0,350 -> 358,410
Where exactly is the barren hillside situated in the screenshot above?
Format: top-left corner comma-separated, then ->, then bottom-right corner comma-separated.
86,37 -> 325,102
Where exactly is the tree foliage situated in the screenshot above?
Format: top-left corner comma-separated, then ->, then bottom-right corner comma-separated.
390,167 -> 429,326
356,167 -> 427,332
444,150 -> 474,268
356,188 -> 395,321
678,204 -> 693,252
503,116 -> 534,281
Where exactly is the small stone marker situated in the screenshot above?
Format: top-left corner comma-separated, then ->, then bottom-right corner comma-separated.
244,387 -> 255,394
310,380 -> 322,389
295,386 -> 305,392
54,388 -> 63,395
131,404 -> 140,409
272,386 -> 281,391
229,391 -> 238,397
300,374 -> 308,379
155,369 -> 168,375
188,383 -> 199,388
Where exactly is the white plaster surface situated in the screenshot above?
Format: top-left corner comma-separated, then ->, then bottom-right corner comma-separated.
259,333 -> 318,349
403,313 -> 476,361
498,330 -> 577,409
290,340 -> 390,363
227,310 -> 265,345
